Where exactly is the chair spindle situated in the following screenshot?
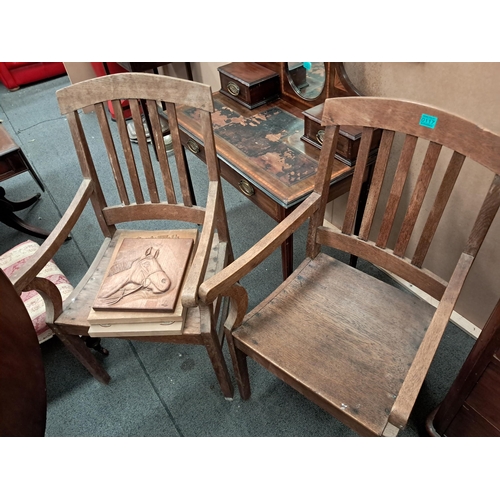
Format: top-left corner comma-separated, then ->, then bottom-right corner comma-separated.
412,151 -> 465,267
376,134 -> 418,249
393,141 -> 442,257
112,99 -> 145,204
341,127 -> 374,235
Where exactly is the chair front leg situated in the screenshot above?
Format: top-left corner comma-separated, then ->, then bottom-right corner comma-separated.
226,329 -> 251,400
199,304 -> 234,399
52,326 -> 111,385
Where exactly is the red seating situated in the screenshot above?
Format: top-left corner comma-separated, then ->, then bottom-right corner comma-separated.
0,62 -> 66,91
90,62 -> 132,119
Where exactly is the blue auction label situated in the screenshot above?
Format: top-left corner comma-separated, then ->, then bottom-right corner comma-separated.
419,114 -> 438,129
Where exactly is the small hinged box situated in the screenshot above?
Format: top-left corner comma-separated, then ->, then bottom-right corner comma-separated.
301,103 -> 382,166
218,62 -> 280,110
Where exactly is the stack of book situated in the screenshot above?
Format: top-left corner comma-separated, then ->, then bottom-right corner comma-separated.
87,229 -> 198,337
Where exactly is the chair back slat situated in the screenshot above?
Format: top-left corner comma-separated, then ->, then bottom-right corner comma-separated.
307,125 -> 341,258
464,174 -> 500,257
376,134 -> 418,249
411,151 -> 465,267
146,100 -> 177,204
129,98 -> 159,203
111,99 -> 145,204
393,141 -> 442,257
341,127 -> 374,235
166,102 -> 194,206
56,73 -> 227,243
94,102 -> 130,205
66,111 -> 114,237
358,129 -> 395,241
200,110 -> 220,183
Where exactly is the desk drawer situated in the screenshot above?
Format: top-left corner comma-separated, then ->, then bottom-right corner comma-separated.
218,63 -> 280,110
0,150 -> 29,181
180,130 -> 207,164
179,130 -> 282,221
218,161 -> 282,221
302,103 -> 382,165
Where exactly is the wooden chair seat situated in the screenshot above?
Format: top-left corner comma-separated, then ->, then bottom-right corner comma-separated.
56,229 -> 227,338
233,252 -> 435,436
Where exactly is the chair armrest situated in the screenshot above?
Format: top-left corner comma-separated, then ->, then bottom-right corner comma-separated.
10,179 -> 94,294
26,276 -> 64,323
199,192 -> 321,305
389,252 -> 474,430
181,181 -> 219,308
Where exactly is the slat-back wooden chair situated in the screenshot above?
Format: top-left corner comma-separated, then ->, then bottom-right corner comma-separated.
199,96 -> 500,435
8,73 -> 235,398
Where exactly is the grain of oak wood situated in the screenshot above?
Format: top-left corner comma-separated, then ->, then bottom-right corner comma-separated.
200,96 -> 500,436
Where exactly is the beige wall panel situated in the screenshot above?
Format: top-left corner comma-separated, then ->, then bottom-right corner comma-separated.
63,62 -> 97,84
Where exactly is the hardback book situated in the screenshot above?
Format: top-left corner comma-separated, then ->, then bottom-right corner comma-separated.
91,229 -> 198,313
88,318 -> 185,338
87,281 -> 187,325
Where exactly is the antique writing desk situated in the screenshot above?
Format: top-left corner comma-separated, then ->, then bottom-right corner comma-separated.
176,63 -> 375,278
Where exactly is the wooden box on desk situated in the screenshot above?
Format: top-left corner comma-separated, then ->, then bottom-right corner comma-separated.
218,62 -> 280,110
302,103 -> 382,166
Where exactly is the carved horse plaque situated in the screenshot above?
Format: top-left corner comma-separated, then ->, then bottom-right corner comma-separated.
93,232 -> 195,312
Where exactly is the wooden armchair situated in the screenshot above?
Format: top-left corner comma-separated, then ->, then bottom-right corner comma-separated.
199,97 -> 500,435
8,73 -> 235,398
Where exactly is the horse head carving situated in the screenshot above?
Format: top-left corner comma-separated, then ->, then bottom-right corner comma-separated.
99,246 -> 171,305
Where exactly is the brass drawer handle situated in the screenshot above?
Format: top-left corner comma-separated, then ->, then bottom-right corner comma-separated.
227,81 -> 240,96
238,179 -> 255,197
186,139 -> 200,154
316,129 -> 325,145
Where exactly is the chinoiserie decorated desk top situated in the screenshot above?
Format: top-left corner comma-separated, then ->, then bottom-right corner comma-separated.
178,93 -> 352,208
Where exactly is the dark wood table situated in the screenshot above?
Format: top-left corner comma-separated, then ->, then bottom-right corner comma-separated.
0,124 -> 52,239
177,92 -> 373,278
0,267 -> 46,436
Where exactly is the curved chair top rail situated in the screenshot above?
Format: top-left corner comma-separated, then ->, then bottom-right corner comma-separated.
322,97 -> 500,175
57,73 -> 215,114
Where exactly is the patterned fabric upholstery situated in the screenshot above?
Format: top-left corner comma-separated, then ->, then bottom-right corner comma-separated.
0,240 -> 73,343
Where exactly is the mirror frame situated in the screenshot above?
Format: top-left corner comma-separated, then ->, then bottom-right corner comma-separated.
278,62 -> 362,110
285,62 -> 327,102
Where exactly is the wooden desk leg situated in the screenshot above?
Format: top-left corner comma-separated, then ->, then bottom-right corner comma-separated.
185,63 -> 193,81
0,187 -> 70,240
1,190 -> 41,211
181,146 -> 197,207
349,167 -> 374,268
0,199 -> 51,239
281,235 -> 294,279
18,149 -> 45,192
